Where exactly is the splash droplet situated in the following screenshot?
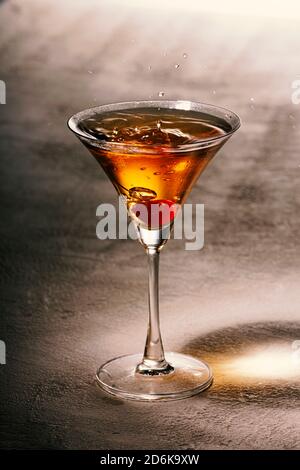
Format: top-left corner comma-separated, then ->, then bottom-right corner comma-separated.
157,120 -> 162,130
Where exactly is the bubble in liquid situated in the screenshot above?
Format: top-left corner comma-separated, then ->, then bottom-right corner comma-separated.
158,91 -> 165,97
163,178 -> 171,181
140,167 -> 146,171
153,172 -> 161,175
165,170 -> 175,175
129,187 -> 157,201
183,53 -> 188,59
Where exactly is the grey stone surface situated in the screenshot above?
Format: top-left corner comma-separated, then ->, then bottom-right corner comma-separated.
0,0 -> 300,449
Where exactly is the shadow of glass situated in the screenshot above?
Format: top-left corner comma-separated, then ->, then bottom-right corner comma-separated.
181,321 -> 300,408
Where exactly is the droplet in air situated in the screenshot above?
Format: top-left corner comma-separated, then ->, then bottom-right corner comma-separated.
158,91 -> 165,97
129,187 -> 157,201
249,98 -> 255,110
183,53 -> 188,59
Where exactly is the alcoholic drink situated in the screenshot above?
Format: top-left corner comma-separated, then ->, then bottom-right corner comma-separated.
68,101 -> 240,401
79,108 -> 228,229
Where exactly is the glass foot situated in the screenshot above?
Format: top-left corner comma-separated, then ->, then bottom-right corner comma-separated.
96,352 -> 213,401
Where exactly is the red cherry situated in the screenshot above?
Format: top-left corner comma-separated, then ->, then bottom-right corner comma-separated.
131,199 -> 178,228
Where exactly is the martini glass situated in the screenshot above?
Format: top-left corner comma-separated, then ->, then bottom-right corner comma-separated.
68,100 -> 240,401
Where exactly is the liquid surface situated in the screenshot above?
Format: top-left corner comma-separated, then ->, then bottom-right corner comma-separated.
79,108 -> 228,227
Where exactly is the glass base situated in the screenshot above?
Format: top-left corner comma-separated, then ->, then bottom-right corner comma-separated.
96,352 -> 213,401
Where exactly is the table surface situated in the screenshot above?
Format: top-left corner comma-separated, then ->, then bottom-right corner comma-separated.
1,0 -> 300,450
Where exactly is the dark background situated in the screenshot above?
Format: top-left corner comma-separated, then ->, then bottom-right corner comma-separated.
0,0 -> 300,449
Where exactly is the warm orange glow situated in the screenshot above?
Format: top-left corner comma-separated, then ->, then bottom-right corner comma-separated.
220,344 -> 300,381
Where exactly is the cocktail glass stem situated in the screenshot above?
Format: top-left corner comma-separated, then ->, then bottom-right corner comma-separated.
136,248 -> 174,375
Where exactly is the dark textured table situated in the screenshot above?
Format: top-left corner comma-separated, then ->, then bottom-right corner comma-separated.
1,0 -> 300,449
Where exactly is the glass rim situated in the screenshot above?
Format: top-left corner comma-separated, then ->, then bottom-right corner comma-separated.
67,100 -> 241,154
